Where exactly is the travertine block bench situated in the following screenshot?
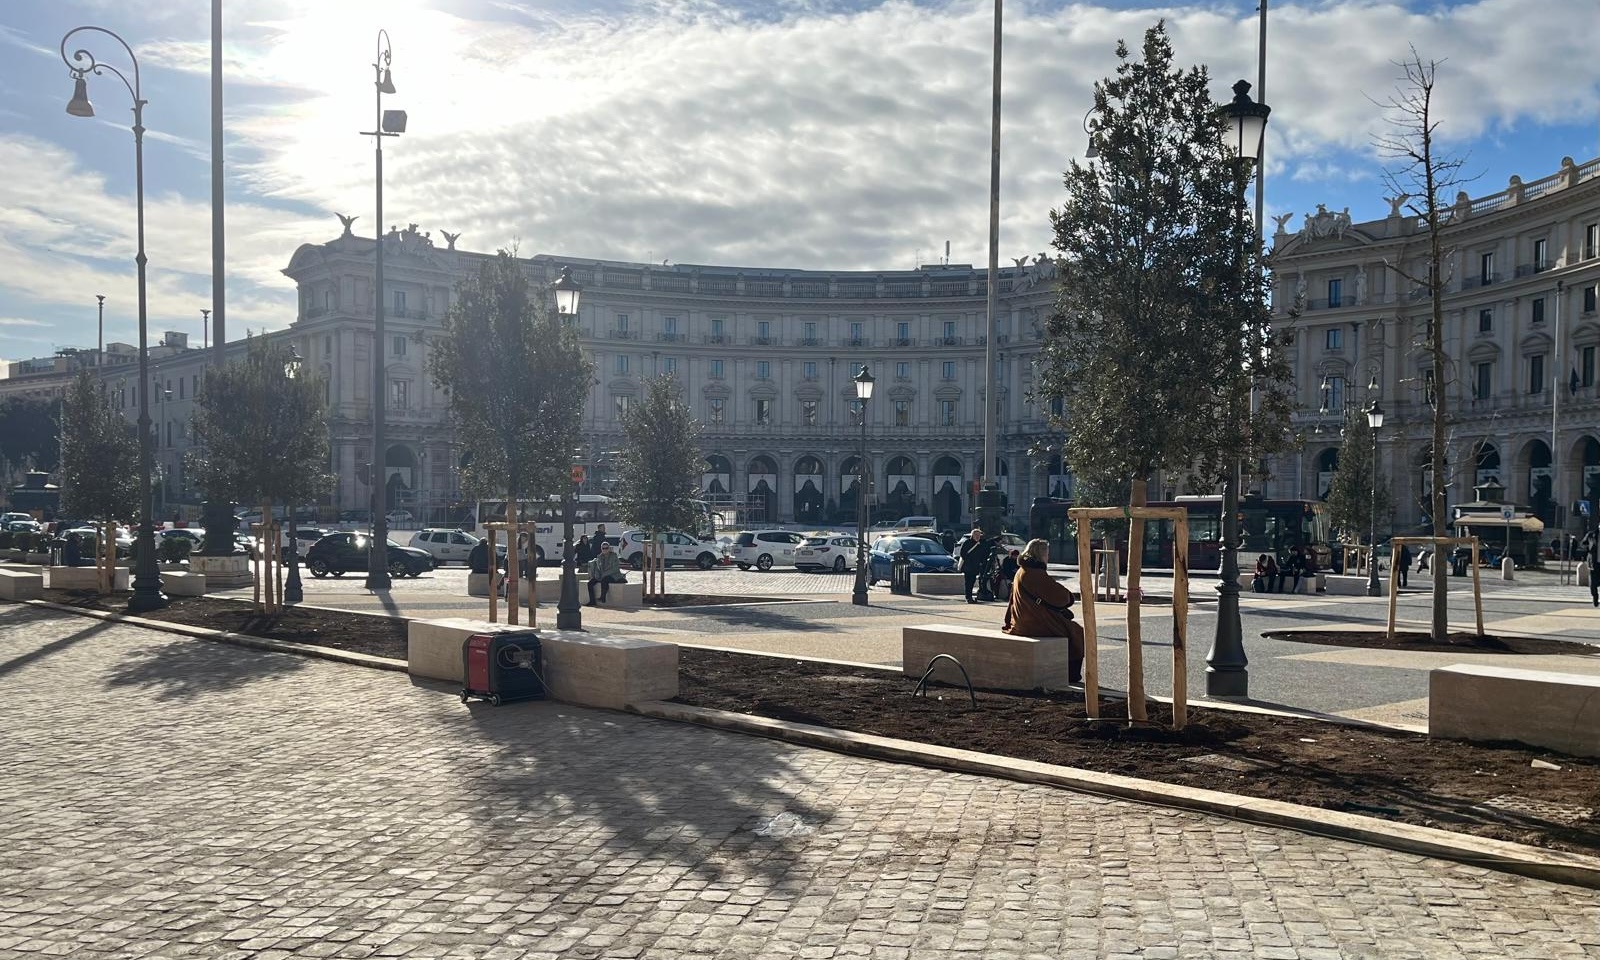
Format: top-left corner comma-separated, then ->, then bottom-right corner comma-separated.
911,572 -> 965,596
1430,664 -> 1600,758
47,566 -> 129,591
0,569 -> 43,601
902,623 -> 1072,691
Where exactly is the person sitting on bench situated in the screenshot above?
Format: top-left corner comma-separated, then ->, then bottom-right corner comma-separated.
1003,538 -> 1085,685
585,540 -> 627,606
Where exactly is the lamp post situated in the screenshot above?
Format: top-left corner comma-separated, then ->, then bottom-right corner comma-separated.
1366,395 -> 1385,596
1205,79 -> 1270,698
96,295 -> 106,366
284,346 -> 305,603
201,308 -> 210,351
552,267 -> 584,630
363,29 -> 405,591
851,364 -> 875,606
62,26 -> 167,614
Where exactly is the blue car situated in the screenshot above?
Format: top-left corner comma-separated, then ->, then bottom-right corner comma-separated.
867,535 -> 956,584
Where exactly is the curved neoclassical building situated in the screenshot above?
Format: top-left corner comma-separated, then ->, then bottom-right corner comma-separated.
138,224 -> 1067,528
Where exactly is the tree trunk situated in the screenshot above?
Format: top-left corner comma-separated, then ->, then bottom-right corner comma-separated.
1125,477 -> 1149,722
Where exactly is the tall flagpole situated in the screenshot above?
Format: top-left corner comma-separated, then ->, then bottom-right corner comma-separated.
978,0 -> 1002,545
1254,0 -> 1268,244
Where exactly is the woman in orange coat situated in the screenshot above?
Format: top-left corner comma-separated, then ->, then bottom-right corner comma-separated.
1003,538 -> 1084,684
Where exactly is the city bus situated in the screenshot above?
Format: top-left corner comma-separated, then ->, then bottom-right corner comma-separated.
1028,495 -> 1333,571
472,496 -> 718,562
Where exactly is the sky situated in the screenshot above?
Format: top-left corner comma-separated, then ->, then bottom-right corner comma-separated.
1,0 -> 1598,362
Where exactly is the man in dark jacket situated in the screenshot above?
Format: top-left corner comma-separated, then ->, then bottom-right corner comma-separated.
1582,528 -> 1600,608
954,527 -> 995,604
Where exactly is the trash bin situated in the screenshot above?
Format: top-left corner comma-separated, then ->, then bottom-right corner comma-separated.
461,631 -> 546,706
1450,553 -> 1468,577
890,550 -> 912,595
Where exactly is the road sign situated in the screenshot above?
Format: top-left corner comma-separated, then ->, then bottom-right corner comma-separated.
1579,500 -> 1592,518
1499,505 -> 1515,522
570,465 -> 586,485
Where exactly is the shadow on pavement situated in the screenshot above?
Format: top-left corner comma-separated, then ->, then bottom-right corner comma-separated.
104,636 -> 308,701
459,696 -> 829,885
673,603 -> 833,632
0,609 -> 118,679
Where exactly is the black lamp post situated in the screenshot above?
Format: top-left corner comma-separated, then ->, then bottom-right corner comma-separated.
1366,394 -> 1385,596
364,29 -> 405,591
1205,79 -> 1270,698
552,267 -> 584,629
62,26 -> 167,614
851,364 -> 875,606
284,346 -> 305,603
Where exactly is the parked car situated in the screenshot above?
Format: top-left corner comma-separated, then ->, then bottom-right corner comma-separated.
61,526 -> 135,559
281,526 -> 329,555
794,535 -> 861,573
338,509 -> 373,524
617,530 -> 723,570
385,509 -> 416,528
730,529 -> 807,571
157,528 -> 205,553
304,532 -> 434,579
409,528 -> 480,565
867,535 -> 956,584
1,512 -> 35,530
892,516 -> 938,534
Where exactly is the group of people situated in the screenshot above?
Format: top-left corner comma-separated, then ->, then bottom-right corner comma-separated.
1251,545 -> 1318,594
952,527 -> 1021,605
464,524 -> 629,606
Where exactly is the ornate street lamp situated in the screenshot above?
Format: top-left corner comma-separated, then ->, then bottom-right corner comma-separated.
1205,79 -> 1270,698
851,364 -> 875,606
553,267 -> 585,630
284,345 -> 305,603
1366,392 -> 1385,597
62,26 -> 166,613
364,29 -> 405,591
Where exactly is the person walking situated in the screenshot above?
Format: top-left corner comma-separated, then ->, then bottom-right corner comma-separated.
586,540 -> 626,606
1396,542 -> 1412,589
1003,538 -> 1084,685
954,527 -> 994,604
1581,528 -> 1600,608
940,529 -> 957,555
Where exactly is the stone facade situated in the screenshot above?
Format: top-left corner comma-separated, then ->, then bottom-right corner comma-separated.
1266,155 -> 1600,536
128,226 -> 1068,528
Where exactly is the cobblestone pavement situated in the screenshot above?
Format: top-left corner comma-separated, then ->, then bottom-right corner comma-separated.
4,606 -> 1599,959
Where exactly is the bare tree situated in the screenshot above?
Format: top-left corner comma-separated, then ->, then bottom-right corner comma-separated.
1373,49 -> 1471,641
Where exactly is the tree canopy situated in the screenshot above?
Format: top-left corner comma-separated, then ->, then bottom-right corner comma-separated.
59,372 -> 139,520
428,252 -> 593,504
1036,22 -> 1292,499
611,375 -> 704,535
1323,405 -> 1393,543
187,336 -> 332,510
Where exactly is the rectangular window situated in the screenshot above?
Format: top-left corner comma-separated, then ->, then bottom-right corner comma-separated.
894,400 -> 910,426
1532,298 -> 1546,324
393,335 -> 407,356
1479,252 -> 1494,284
849,321 -> 863,342
897,321 -> 910,343
710,318 -> 724,338
801,400 -> 817,425
393,290 -> 406,314
390,379 -> 408,409
1534,238 -> 1549,270
896,361 -> 910,379
1587,224 -> 1599,260
803,321 -> 816,341
665,316 -> 678,334
1530,354 -> 1545,394
1478,309 -> 1493,333
709,359 -> 724,379
1325,328 -> 1343,350
324,334 -> 333,354
1585,285 -> 1598,314
1583,346 -> 1596,388
1325,376 -> 1345,413
939,400 -> 957,426
708,397 -> 725,424
942,361 -> 956,380
617,313 -> 630,332
615,396 -> 632,418
943,320 -> 956,339
803,361 -> 817,380
1474,362 -> 1492,403
756,360 -> 771,379
662,357 -> 677,375
616,355 -> 630,375
757,320 -> 770,340
1327,278 -> 1342,307
754,399 -> 771,425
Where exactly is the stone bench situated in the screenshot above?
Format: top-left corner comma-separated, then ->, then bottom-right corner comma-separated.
1318,574 -> 1368,596
0,568 -> 43,601
911,572 -> 965,596
902,623 -> 1072,691
160,571 -> 208,597
1430,664 -> 1600,758
189,554 -> 252,588
406,618 -> 677,709
466,574 -> 643,611
46,566 -> 129,591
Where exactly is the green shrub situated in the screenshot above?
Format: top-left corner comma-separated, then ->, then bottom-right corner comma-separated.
159,537 -> 191,563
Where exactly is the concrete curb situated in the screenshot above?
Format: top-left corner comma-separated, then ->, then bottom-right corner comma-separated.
630,699 -> 1600,890
19,599 -> 409,673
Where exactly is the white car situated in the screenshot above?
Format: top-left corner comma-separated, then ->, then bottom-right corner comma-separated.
409,528 -> 480,565
794,535 -> 861,573
730,530 -> 807,571
618,530 -> 723,570
385,510 -> 415,528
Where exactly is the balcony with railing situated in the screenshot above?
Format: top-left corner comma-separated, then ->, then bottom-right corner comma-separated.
655,332 -> 686,343
607,329 -> 639,340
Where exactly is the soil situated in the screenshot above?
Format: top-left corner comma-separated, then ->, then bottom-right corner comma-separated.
36,589 -> 1600,854
673,647 -> 1600,855
1265,630 -> 1600,657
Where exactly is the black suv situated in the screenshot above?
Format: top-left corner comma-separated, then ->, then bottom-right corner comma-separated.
305,532 -> 434,579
